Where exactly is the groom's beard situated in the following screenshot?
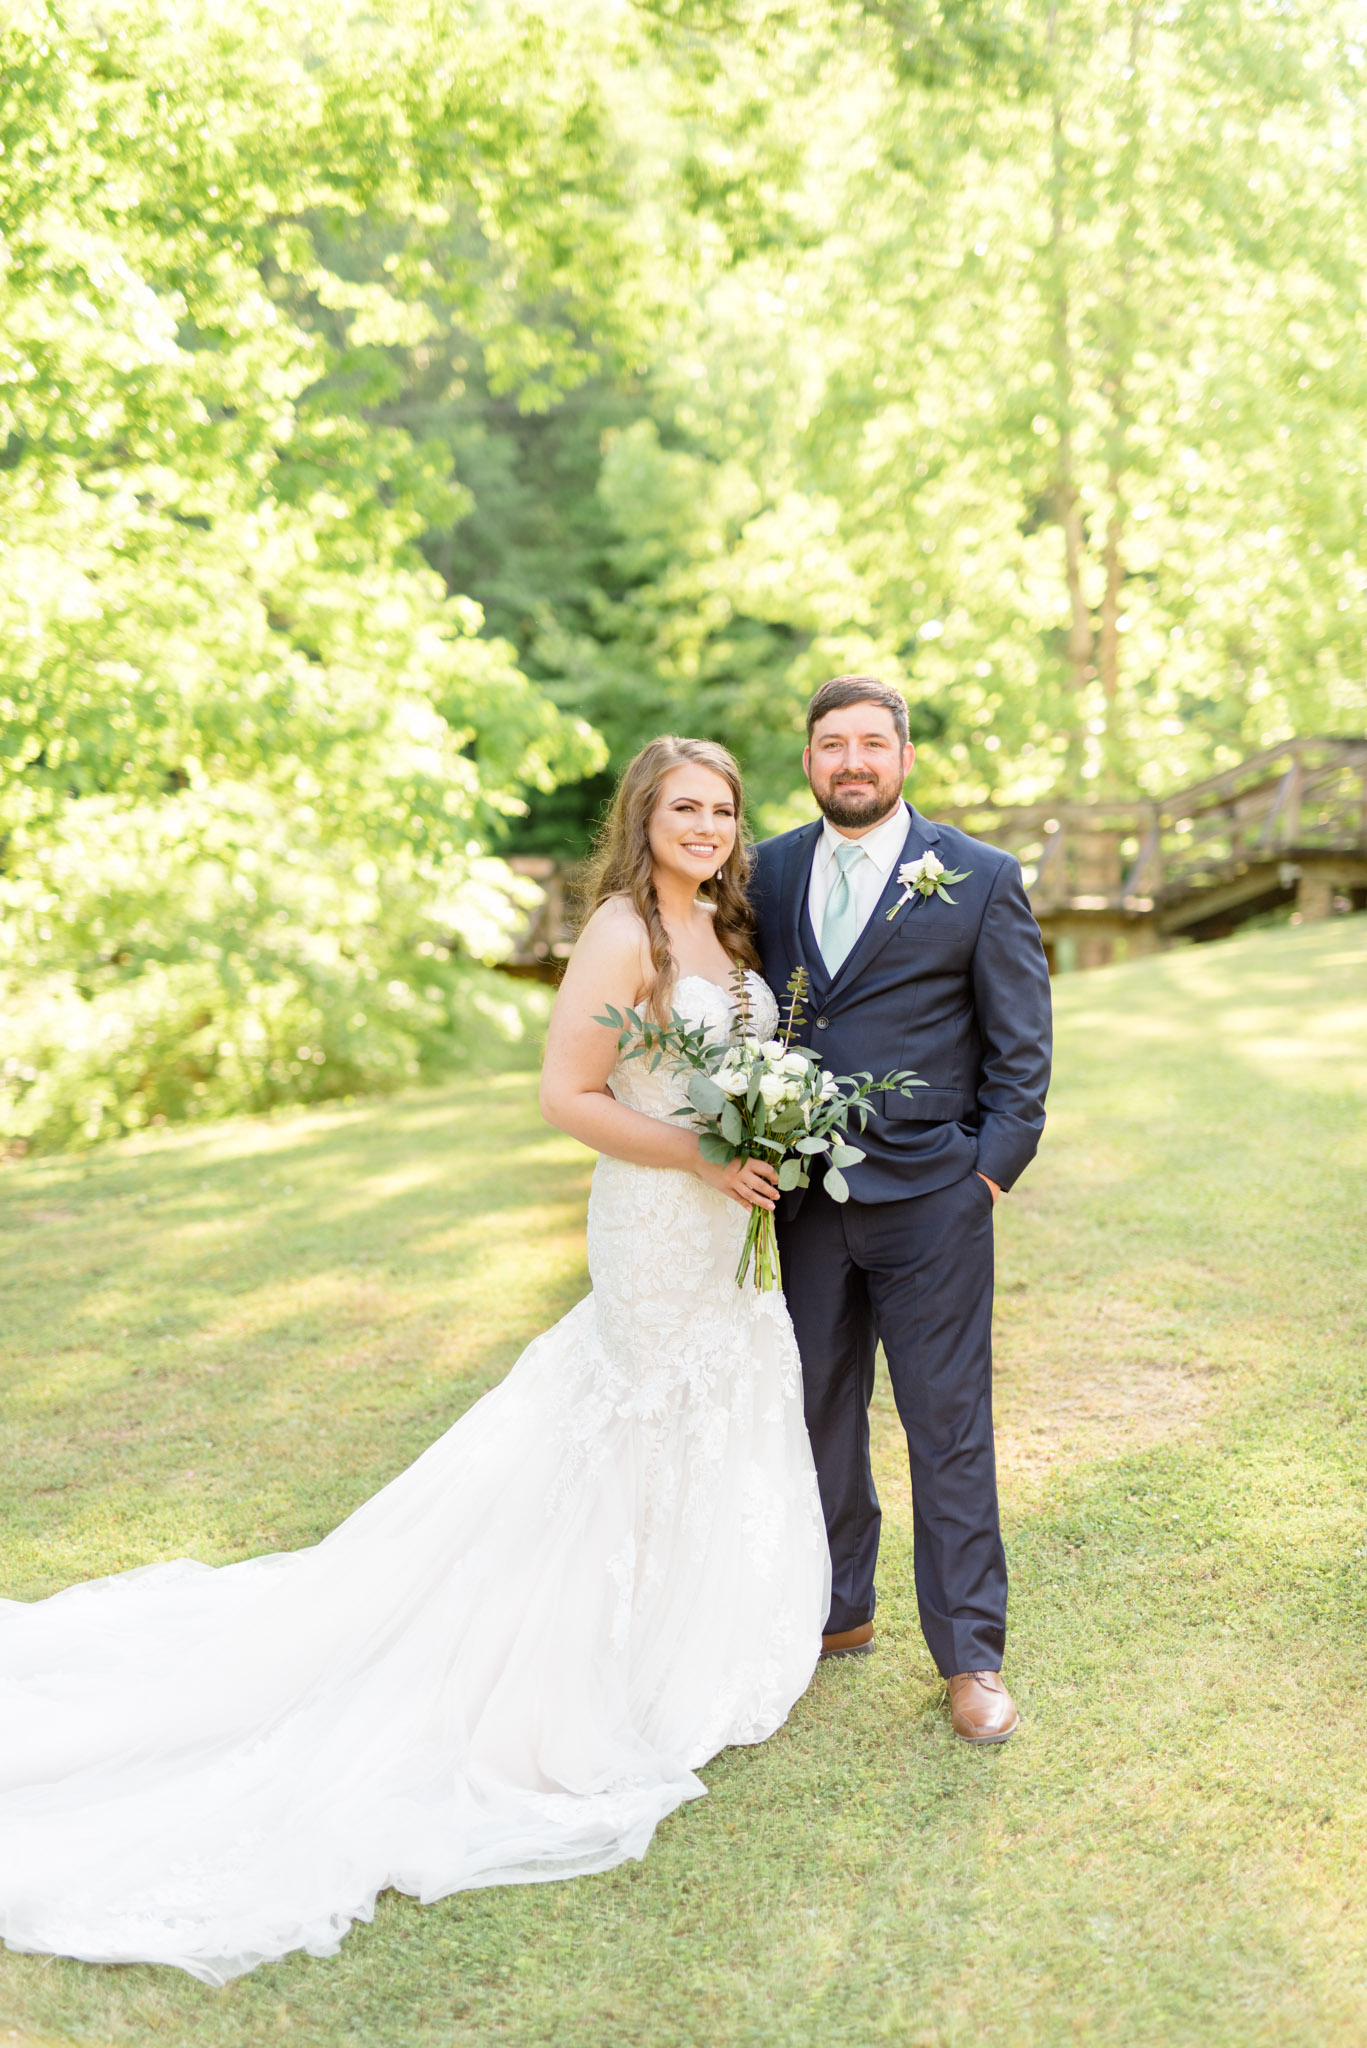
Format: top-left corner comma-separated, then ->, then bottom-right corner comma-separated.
809,770 -> 903,831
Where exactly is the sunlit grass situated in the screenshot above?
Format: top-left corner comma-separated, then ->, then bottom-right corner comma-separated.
1,919 -> 1365,2047
0,1076 -> 593,1591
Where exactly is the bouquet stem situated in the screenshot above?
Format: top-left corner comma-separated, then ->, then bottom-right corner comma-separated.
736,1203 -> 782,1291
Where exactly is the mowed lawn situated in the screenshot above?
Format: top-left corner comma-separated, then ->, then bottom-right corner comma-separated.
1,919 -> 1365,2048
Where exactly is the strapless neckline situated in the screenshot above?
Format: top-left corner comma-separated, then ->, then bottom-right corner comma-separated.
675,970 -> 765,1004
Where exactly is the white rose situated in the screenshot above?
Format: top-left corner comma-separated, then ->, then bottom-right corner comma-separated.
757,1072 -> 786,1106
761,1039 -> 786,1061
781,1051 -> 808,1075
820,1073 -> 838,1099
901,851 -> 945,886
717,1069 -> 748,1095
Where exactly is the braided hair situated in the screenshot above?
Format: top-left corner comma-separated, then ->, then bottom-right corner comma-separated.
581,737 -> 761,1021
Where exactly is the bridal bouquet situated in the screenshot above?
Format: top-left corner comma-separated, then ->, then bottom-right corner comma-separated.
597,968 -> 924,1290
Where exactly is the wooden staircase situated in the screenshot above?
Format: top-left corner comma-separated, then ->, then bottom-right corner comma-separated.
939,736 -> 1367,970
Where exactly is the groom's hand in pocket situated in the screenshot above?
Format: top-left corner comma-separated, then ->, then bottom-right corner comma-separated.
977,1174 -> 1001,1205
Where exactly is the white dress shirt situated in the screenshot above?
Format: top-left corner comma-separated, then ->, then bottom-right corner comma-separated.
806,800 -> 912,951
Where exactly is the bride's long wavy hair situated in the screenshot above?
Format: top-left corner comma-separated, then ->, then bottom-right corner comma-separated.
581,737 -> 761,1021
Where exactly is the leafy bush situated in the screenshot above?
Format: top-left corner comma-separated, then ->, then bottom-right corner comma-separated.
0,786 -> 553,1151
0,1 -> 609,1151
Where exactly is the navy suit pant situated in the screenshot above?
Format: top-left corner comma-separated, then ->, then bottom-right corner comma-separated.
777,1170 -> 1006,1676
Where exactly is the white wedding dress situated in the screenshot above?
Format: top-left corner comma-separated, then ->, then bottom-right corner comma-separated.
0,973 -> 829,1984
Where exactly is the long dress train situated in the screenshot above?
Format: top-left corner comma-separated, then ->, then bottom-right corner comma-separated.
0,973 -> 829,1983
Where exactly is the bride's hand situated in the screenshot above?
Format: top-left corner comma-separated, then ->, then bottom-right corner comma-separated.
694,1151 -> 780,1212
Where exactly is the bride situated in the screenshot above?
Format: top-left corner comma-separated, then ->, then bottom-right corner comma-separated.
0,737 -> 830,1985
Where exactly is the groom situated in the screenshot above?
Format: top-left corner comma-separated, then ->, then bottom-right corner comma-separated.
750,676 -> 1052,1742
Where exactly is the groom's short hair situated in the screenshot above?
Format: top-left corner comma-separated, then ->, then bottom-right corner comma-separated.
806,676 -> 909,747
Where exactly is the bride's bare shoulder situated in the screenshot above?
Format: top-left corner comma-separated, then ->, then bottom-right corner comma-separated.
576,893 -> 650,954
556,894 -> 650,1002
581,891 -> 645,932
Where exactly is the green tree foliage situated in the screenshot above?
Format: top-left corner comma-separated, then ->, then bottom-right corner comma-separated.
0,0 -> 614,1147
5,0 -> 1366,1147
591,0 -> 1367,815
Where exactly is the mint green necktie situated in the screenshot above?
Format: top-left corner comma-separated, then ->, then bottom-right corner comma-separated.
820,840 -> 868,976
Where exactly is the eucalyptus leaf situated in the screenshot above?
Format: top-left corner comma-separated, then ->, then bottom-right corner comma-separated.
698,1132 -> 738,1164
795,1136 -> 828,1154
777,1157 -> 803,1191
829,1144 -> 865,1169
720,1101 -> 744,1145
823,1165 -> 850,1203
688,1071 -> 728,1116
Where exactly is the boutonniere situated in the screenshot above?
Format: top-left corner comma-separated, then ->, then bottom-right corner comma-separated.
886,850 -> 972,920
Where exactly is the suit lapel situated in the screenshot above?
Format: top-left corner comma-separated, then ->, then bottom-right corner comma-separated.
824,808 -> 940,1001
781,821 -> 826,994
798,889 -> 827,998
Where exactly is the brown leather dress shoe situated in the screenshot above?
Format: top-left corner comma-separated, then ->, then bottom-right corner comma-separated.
948,1670 -> 1019,1743
820,1622 -> 875,1659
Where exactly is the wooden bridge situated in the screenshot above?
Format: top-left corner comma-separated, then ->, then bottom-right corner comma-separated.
940,735 -> 1367,971
504,735 -> 1367,976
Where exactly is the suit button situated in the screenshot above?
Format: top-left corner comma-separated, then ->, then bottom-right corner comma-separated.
815,1016 -> 829,1029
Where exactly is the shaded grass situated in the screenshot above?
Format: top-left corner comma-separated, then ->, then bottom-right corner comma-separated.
1,919 -> 1365,2047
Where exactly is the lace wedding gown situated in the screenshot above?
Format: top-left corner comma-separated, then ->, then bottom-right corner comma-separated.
0,973 -> 829,1984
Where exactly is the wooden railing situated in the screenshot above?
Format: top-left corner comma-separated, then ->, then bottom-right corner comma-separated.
939,737 -> 1367,938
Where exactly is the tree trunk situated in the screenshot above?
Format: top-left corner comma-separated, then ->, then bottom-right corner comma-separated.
1097,487 -> 1123,704
1047,5 -> 1093,753
1097,5 -> 1144,773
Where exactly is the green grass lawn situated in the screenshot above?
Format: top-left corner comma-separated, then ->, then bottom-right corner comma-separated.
1,919 -> 1365,2048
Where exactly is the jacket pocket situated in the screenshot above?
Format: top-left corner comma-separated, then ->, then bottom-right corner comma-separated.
881,1086 -> 974,1123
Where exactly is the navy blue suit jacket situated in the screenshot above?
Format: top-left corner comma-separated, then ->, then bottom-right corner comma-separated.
750,808 -> 1052,1204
